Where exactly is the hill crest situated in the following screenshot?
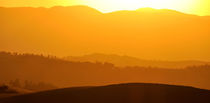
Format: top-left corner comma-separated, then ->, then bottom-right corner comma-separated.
1,83 -> 210,103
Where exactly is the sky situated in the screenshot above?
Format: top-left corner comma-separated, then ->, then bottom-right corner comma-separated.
0,0 -> 209,16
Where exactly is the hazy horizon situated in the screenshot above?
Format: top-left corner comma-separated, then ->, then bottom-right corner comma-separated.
1,6 -> 210,61
0,5 -> 206,16
0,0 -> 209,16
0,1 -> 210,102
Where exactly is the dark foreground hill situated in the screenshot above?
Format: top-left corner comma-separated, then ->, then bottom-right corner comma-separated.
0,83 -> 210,103
0,85 -> 31,99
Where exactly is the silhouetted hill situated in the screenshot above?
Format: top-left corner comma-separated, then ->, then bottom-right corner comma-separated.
50,6 -> 102,14
1,51 -> 210,90
0,83 -> 210,103
65,53 -> 210,68
110,7 -> 187,16
136,8 -> 188,15
0,6 -> 210,60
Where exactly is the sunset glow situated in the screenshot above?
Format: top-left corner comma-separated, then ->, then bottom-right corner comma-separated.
82,0 -> 196,12
0,0 -> 210,102
0,0 -> 209,16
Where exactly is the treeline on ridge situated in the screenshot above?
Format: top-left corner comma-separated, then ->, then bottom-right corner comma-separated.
0,51 -> 210,90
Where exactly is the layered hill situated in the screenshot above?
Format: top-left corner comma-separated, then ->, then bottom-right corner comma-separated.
65,53 -> 210,68
0,6 -> 210,60
0,83 -> 210,103
1,52 -> 210,90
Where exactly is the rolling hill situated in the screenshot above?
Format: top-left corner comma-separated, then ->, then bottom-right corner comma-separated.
1,51 -> 210,90
65,53 -> 210,68
0,83 -> 210,103
0,6 -> 210,61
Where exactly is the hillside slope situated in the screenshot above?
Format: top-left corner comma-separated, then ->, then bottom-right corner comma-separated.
0,83 -> 210,103
0,85 -> 31,99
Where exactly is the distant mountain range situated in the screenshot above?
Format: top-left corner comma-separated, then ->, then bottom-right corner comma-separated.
65,53 -> 210,68
0,6 -> 210,60
1,83 -> 210,103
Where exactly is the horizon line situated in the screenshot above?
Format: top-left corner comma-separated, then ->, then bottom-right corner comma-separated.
0,5 -> 209,17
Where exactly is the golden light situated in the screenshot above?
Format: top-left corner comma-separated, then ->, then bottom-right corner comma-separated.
0,0 -> 209,16
80,0 -> 199,14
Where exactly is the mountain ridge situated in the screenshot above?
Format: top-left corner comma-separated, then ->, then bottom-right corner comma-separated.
0,5 -> 210,61
65,53 -> 210,68
0,6 -> 204,16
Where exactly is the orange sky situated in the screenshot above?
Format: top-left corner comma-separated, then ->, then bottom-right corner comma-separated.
0,0 -> 209,16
